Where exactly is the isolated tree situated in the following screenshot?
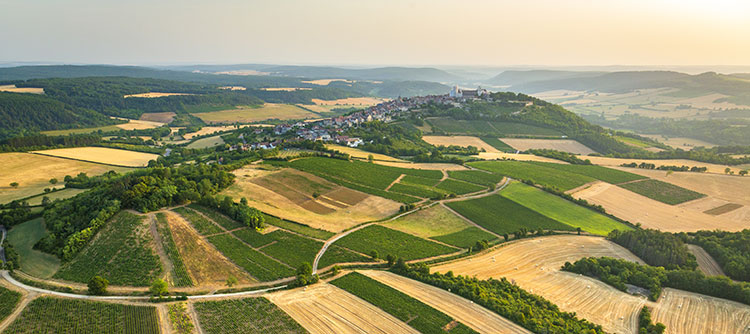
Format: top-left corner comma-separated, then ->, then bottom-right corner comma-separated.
49,178 -> 58,185
41,196 -> 51,207
225,275 -> 238,288
503,233 -> 509,241
386,254 -> 396,266
368,154 -> 374,163
240,197 -> 248,205
741,170 -> 749,176
725,167 -> 731,175
44,188 -> 51,193
88,276 -> 109,295
9,182 -> 18,188
150,279 -> 169,296
331,265 -> 341,276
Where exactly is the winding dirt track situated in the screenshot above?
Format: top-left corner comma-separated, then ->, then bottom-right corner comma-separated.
361,270 -> 531,334
266,283 -> 418,334
687,244 -> 726,277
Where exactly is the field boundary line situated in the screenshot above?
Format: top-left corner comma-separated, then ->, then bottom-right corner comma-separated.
385,174 -> 405,191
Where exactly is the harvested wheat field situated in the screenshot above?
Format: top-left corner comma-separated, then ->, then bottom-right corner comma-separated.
641,135 -> 716,150
617,168 -> 750,206
0,153 -> 132,204
501,138 -> 597,155
374,161 -> 468,171
651,288 -> 750,334
302,78 -> 354,85
326,144 -> 405,162
195,103 -> 318,124
112,118 -> 164,130
571,181 -> 744,232
124,92 -> 194,98
585,156 -> 740,174
32,147 -> 159,167
181,125 -> 250,140
0,84 -> 44,94
311,97 -> 385,106
163,211 -> 253,286
139,112 -> 176,123
221,166 -> 399,232
472,152 -> 568,163
260,87 -> 312,91
422,135 -> 499,153
687,244 -> 726,277
218,85 -> 246,90
433,235 -> 647,334
267,283 -> 419,334
361,270 -> 532,334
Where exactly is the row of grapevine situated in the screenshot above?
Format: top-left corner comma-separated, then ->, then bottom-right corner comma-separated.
155,213 -> 193,287
194,297 -> 307,334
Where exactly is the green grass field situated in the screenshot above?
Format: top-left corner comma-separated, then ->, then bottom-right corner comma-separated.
172,207 -> 224,235
2,297 -> 159,334
447,194 -> 572,235
330,272 -> 478,334
206,234 -> 294,281
334,225 -> 458,261
24,188 -> 88,206
447,170 -> 505,186
383,205 -> 496,248
6,218 -> 60,278
53,212 -> 162,286
194,297 -> 307,334
155,212 -> 192,287
500,182 -> 632,235
40,124 -> 123,136
469,160 -> 594,191
619,179 -> 706,205
0,286 -> 22,325
435,179 -> 486,195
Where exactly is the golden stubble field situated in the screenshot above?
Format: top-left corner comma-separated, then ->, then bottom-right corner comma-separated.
267,283 -> 419,334
32,147 -> 160,167
221,166 -> 400,232
501,138 -> 597,155
432,235 -> 750,334
123,92 -> 195,98
581,156 -> 743,175
422,135 -> 500,153
0,84 -> 44,94
194,103 -> 318,124
361,270 -> 532,334
0,153 -> 132,204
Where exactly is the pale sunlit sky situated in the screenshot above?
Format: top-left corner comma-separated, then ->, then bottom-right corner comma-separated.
1,0 -> 749,66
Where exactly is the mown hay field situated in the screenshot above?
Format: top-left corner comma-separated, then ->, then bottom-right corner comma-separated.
267,283 -> 419,334
501,138 -> 597,155
326,144 -> 406,162
422,135 -> 500,153
123,92 -> 194,98
432,235 -> 648,334
40,118 -> 163,136
0,84 -> 44,94
32,147 -> 159,167
194,103 -> 318,124
222,166 -> 400,232
0,152 -> 132,204
650,288 -> 750,334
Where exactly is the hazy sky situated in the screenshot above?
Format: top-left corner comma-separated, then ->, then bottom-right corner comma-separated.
1,0 -> 749,66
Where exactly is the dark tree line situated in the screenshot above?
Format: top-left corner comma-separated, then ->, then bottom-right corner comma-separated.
608,229 -> 697,270
199,195 -> 265,229
689,230 -> 750,281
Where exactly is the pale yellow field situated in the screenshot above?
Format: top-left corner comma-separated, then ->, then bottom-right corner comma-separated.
687,244 -> 726,277
0,153 -> 132,204
221,166 -> 400,232
164,210 -> 254,286
139,112 -> 176,123
0,84 -> 44,94
268,283 -> 419,334
326,144 -> 405,162
583,156 -> 742,174
674,93 -> 745,110
40,118 -> 162,136
215,70 -> 269,76
302,78 -> 354,85
374,161 -> 469,171
433,235 -> 647,334
501,138 -> 597,155
362,270 -> 532,334
422,135 -> 499,153
112,118 -> 164,130
259,87 -> 312,91
311,97 -> 386,106
651,288 -> 750,334
472,152 -> 569,163
641,135 -> 716,150
123,92 -> 194,98
383,204 -> 472,239
218,86 -> 246,91
32,147 -> 159,167
571,181 -> 745,232
181,125 -> 248,140
186,135 -> 225,149
195,103 -> 318,124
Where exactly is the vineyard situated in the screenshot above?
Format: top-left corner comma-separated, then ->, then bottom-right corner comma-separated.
468,160 -> 594,191
447,194 -> 572,235
167,302 -> 194,334
53,212 -> 163,286
0,286 -> 22,324
187,204 -> 245,230
172,207 -> 224,235
447,170 -> 505,186
619,179 -> 706,205
206,234 -> 295,281
330,272 -> 478,334
2,297 -> 159,334
155,213 -> 192,287
262,214 -> 334,240
194,297 -> 307,334
435,179 -> 486,195
333,225 -> 458,261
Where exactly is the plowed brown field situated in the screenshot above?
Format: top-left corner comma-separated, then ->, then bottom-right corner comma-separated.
267,283 -> 419,334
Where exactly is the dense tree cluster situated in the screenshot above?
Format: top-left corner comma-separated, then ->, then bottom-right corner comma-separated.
638,307 -> 666,334
608,229 -> 697,270
0,204 -> 37,228
620,162 -> 708,173
199,195 -> 265,229
393,263 -> 606,334
689,230 -> 750,281
563,256 -> 750,306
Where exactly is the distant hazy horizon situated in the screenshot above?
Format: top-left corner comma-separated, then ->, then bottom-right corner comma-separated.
2,0 -> 749,67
